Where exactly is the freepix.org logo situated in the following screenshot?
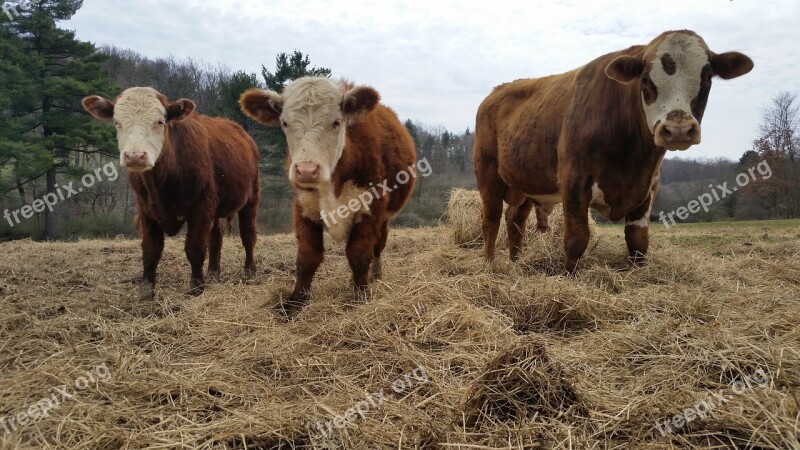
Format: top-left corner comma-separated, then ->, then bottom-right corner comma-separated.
3,1 -> 44,21
3,162 -> 119,228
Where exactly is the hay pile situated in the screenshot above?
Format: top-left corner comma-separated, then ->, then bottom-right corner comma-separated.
447,188 -> 598,251
0,219 -> 799,449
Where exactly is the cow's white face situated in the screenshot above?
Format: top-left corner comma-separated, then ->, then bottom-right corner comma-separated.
82,87 -> 195,171
239,77 -> 379,188
606,31 -> 753,151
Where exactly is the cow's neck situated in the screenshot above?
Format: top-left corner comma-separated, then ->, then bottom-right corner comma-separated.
624,79 -> 665,168
136,128 -> 182,216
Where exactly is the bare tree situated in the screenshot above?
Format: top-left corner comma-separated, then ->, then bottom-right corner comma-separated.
744,91 -> 800,218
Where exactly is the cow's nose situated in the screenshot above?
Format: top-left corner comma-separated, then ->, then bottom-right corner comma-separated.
295,161 -> 320,184
123,151 -> 149,167
658,119 -> 700,150
660,121 -> 697,142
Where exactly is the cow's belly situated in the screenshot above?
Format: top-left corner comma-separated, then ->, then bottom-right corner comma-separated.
523,183 -> 612,218
296,181 -> 372,243
525,193 -> 561,214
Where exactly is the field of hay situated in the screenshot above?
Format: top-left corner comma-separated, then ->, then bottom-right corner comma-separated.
1,217 -> 799,449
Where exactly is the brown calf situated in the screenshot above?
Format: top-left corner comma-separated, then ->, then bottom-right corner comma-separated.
474,30 -> 753,272
83,87 -> 261,298
240,77 -> 416,317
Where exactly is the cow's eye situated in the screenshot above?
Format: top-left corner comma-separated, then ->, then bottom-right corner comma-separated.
281,120 -> 288,128
332,119 -> 341,129
157,119 -> 166,127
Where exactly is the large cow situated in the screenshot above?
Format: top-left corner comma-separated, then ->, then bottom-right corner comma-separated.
239,77 -> 416,318
82,87 -> 261,299
474,30 -> 753,272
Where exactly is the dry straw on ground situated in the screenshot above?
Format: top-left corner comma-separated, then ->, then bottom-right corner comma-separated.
1,199 -> 798,448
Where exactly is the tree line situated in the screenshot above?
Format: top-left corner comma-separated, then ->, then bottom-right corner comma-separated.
1,1 -> 798,242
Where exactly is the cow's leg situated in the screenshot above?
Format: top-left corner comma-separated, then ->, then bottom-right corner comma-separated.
346,220 -> 379,302
140,214 -> 164,300
284,206 -> 324,318
370,221 -> 389,282
625,195 -> 655,267
535,205 -> 552,233
207,219 -> 223,282
562,180 -> 592,274
238,196 -> 259,277
476,162 -> 506,261
185,213 -> 213,296
506,197 -> 534,261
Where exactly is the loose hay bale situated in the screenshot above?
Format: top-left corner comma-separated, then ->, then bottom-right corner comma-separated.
447,188 -> 598,250
460,342 -> 586,429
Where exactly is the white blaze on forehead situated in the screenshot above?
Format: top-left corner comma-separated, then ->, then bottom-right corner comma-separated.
643,33 -> 709,132
113,87 -> 167,168
281,78 -> 346,184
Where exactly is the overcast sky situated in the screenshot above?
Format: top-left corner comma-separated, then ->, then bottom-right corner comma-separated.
64,0 -> 799,160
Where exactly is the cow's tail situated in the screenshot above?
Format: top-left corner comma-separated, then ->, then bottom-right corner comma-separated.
216,217 -> 234,236
224,216 -> 234,236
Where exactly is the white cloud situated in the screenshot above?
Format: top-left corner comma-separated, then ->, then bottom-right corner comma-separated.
65,0 -> 800,160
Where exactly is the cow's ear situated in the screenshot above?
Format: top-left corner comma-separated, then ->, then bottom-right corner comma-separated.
166,99 -> 195,122
710,52 -> 753,80
342,85 -> 379,123
606,55 -> 644,83
82,95 -> 115,120
239,88 -> 283,126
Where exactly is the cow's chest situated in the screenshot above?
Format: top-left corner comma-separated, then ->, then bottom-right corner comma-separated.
132,178 -> 194,235
296,181 -> 370,243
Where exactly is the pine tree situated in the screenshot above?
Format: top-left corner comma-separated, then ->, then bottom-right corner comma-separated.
1,0 -> 119,239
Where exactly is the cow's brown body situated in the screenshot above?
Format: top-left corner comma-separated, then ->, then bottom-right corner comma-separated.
288,101 -> 416,315
133,113 -> 261,296
474,30 -> 752,272
84,88 -> 261,297
240,78 -> 416,317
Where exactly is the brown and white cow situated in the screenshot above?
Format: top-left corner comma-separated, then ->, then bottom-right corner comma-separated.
239,77 -> 416,317
82,87 -> 261,299
474,30 -> 753,272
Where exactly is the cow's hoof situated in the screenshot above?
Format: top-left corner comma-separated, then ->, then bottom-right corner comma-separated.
279,296 -> 307,320
537,225 -> 550,233
369,260 -> 383,283
138,282 -> 155,301
244,264 -> 256,279
565,260 -> 579,276
353,286 -> 370,303
628,256 -> 647,268
207,270 -> 221,282
187,278 -> 205,296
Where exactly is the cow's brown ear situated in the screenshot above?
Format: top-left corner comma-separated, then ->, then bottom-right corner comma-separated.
710,52 -> 753,80
342,86 -> 379,123
239,88 -> 283,126
606,55 -> 644,83
166,99 -> 195,122
82,95 -> 115,120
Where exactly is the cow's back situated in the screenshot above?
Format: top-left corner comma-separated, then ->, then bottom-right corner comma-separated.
475,70 -> 579,196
